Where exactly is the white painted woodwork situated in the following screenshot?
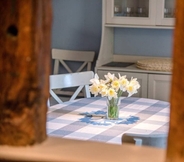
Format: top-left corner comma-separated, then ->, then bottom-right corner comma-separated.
96,65 -> 171,101
106,0 -> 157,26
95,0 -> 173,101
52,49 -> 95,97
106,0 -> 175,27
105,24 -> 174,29
95,0 -> 175,67
49,71 -> 94,105
148,74 -> 171,101
52,49 -> 95,74
156,0 -> 175,26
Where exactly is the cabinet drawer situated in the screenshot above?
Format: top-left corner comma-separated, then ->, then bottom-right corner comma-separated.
148,74 -> 171,101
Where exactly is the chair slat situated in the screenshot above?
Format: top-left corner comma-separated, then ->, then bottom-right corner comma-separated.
76,62 -> 88,72
51,49 -> 95,98
50,90 -> 63,104
70,86 -> 84,101
52,49 -> 95,74
59,59 -> 73,73
53,60 -> 60,74
49,71 -> 94,105
122,133 -> 168,149
52,49 -> 95,62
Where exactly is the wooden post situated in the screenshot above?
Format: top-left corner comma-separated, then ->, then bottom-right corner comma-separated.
0,0 -> 52,145
166,0 -> 184,161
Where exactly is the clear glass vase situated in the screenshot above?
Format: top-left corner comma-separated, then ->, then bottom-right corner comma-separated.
106,97 -> 120,120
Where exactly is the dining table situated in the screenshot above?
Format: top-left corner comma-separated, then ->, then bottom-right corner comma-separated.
47,97 -> 170,145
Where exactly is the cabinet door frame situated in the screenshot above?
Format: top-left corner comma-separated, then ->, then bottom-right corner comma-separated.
156,0 -> 175,26
106,0 -> 157,25
148,74 -> 171,102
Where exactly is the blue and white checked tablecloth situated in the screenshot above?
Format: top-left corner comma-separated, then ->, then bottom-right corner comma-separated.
47,97 -> 170,145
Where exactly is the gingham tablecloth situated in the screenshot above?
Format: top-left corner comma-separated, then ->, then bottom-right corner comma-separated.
47,97 -> 170,145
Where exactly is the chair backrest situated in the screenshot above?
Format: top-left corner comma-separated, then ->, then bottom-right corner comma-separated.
121,133 -> 168,149
52,49 -> 95,74
49,71 -> 94,105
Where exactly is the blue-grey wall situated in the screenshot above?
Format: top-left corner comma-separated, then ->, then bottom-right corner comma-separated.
51,0 -> 174,72
51,0 -> 102,72
114,28 -> 174,57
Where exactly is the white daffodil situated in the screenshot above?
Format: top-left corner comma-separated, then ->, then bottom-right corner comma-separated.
107,88 -> 118,100
89,72 -> 140,99
89,72 -> 140,120
111,80 -> 120,92
98,83 -> 108,92
118,74 -> 129,92
129,78 -> 140,89
126,78 -> 140,97
100,88 -> 108,97
104,72 -> 115,82
90,73 -> 100,85
126,84 -> 137,97
118,73 -> 125,79
89,84 -> 99,96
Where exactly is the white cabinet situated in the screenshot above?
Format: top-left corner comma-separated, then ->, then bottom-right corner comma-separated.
95,0 -> 175,68
148,74 -> 171,101
156,0 -> 175,26
96,67 -> 171,102
106,0 -> 175,27
95,0 -> 173,102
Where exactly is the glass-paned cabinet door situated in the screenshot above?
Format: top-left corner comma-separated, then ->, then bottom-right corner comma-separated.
106,0 -> 157,25
156,0 -> 175,26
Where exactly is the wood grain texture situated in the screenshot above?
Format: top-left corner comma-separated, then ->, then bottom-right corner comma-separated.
166,0 -> 184,161
0,0 -> 52,145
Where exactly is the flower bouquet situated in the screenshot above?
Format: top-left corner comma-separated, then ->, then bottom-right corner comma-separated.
89,72 -> 140,119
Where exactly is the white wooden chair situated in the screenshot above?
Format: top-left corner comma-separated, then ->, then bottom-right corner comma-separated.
121,133 -> 168,149
51,48 -> 95,97
48,71 -> 94,106
52,49 -> 95,74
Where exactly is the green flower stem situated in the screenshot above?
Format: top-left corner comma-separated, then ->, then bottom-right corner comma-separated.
107,97 -> 120,120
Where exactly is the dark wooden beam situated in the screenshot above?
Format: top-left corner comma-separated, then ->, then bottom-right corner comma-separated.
0,0 -> 52,145
166,0 -> 184,161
